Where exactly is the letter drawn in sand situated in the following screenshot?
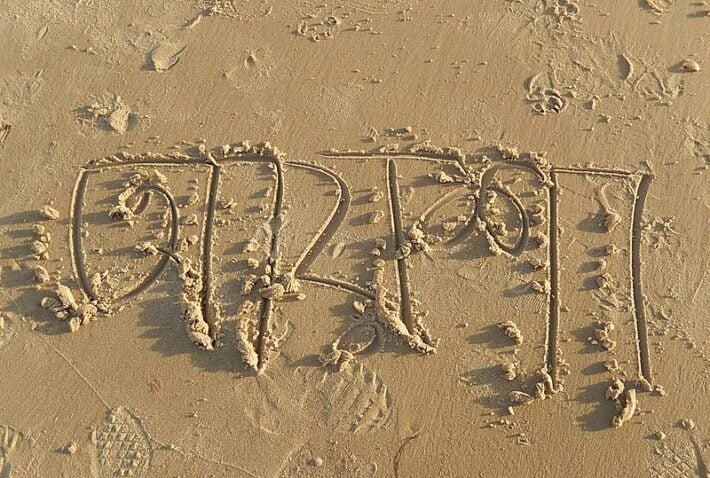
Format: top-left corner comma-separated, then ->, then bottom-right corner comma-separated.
322,145 -> 656,393
65,143 -> 437,374
58,141 -> 655,389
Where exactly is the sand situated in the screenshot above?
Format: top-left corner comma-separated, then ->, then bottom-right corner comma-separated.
0,0 -> 708,477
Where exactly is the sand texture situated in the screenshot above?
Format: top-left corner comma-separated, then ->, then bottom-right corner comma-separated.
0,0 -> 709,476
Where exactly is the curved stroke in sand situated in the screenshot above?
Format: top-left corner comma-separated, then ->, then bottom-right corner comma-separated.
70,170 -> 180,303
446,161 -> 543,252
284,160 -> 379,300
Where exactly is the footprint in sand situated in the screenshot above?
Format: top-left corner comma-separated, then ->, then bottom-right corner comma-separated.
91,407 -> 154,478
1,425 -> 24,478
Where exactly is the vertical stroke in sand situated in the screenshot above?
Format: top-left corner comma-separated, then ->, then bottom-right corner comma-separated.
630,173 -> 653,384
70,169 -> 96,302
545,170 -> 561,383
543,169 -> 655,388
255,157 -> 285,372
201,164 -> 221,345
386,159 -> 415,335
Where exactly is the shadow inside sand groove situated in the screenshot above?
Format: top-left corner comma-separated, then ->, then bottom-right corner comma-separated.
460,364 -> 520,412
576,381 -> 618,432
134,279 -> 251,376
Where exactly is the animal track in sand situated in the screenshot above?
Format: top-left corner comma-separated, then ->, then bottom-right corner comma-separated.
507,0 -> 583,41
293,0 -> 417,43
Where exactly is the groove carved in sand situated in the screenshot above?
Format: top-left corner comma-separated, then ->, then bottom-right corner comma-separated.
56,142 -> 656,384
324,145 -> 656,392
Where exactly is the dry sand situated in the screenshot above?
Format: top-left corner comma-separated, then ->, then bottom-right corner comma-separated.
0,0 -> 709,476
